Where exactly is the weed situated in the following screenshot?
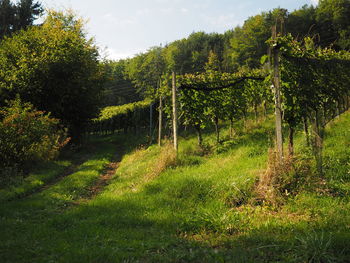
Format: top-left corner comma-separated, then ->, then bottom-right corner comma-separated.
292,231 -> 338,263
256,148 -> 314,205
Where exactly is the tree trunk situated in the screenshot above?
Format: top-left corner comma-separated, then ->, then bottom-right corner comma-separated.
254,103 -> 258,121
341,96 -> 346,114
303,116 -> 310,147
195,124 -> 203,146
229,118 -> 234,139
334,100 -> 339,119
288,126 -> 294,156
263,100 -> 267,117
214,116 -> 220,144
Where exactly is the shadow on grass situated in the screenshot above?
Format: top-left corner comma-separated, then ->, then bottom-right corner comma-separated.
1,128 -> 349,262
2,182 -> 349,263
0,191 -> 252,262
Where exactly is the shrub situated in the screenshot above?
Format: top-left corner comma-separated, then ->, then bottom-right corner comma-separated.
0,98 -> 68,178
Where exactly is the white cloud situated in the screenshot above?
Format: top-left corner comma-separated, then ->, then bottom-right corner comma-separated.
180,8 -> 189,14
202,14 -> 240,29
103,13 -> 137,27
159,7 -> 173,14
102,47 -> 143,61
310,0 -> 319,5
136,8 -> 151,16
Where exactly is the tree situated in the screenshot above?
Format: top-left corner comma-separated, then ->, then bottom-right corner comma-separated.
0,0 -> 43,39
316,0 -> 350,49
0,10 -> 105,139
101,60 -> 139,107
228,8 -> 289,70
0,0 -> 15,38
287,5 -> 317,40
125,46 -> 165,99
229,14 -> 271,69
14,0 -> 43,31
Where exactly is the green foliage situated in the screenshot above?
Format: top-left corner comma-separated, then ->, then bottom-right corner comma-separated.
0,10 -> 105,138
91,99 -> 152,134
316,0 -> 350,49
287,4 -> 317,40
275,34 -> 350,128
124,46 -> 165,99
163,32 -> 225,74
177,68 -> 268,144
0,98 -> 68,176
0,0 -> 42,39
229,14 -> 270,69
100,60 -> 139,106
96,99 -> 152,121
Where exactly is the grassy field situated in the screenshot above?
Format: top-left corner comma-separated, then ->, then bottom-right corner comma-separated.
0,112 -> 349,262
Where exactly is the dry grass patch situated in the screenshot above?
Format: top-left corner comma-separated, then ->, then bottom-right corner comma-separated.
255,149 -> 313,205
147,142 -> 177,180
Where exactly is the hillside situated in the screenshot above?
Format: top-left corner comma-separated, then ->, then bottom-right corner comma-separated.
0,110 -> 349,262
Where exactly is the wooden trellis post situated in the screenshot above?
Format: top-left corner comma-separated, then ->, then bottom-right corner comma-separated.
149,103 -> 153,142
172,71 -> 178,151
272,24 -> 283,161
158,78 -> 163,146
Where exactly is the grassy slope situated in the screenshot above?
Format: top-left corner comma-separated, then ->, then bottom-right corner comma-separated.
0,112 -> 349,262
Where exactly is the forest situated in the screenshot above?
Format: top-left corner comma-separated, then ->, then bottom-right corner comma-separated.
0,0 -> 350,262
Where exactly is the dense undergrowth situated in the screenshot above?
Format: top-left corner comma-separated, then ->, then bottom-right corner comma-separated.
0,111 -> 349,262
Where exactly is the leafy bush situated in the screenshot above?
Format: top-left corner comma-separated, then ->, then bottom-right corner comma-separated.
0,98 -> 68,178
0,10 -> 105,139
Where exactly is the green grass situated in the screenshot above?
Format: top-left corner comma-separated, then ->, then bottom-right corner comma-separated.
0,138 -> 113,202
0,161 -> 71,202
0,113 -> 349,262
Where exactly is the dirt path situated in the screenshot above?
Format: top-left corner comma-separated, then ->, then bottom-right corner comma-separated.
87,161 -> 119,197
18,141 -> 125,205
76,145 -> 125,202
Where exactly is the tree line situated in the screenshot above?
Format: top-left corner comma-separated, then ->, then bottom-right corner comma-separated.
104,0 -> 350,103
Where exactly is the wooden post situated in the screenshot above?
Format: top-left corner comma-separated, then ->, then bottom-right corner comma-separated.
172,71 -> 178,151
272,25 -> 283,161
149,103 -> 153,142
158,77 -> 163,146
311,110 -> 324,176
158,95 -> 163,146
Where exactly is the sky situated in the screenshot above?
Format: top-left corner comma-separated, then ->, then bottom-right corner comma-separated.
40,0 -> 319,60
